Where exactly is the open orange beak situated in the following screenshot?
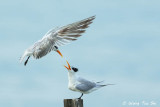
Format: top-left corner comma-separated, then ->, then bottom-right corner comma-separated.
64,60 -> 71,70
56,50 -> 63,57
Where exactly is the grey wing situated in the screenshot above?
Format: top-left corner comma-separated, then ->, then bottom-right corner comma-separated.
76,77 -> 96,92
45,16 -> 96,47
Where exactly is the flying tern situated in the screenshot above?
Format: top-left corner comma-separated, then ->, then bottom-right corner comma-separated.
20,16 -> 95,66
64,61 -> 114,99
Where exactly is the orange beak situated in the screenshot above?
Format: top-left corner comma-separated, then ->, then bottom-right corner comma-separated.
64,60 -> 71,70
56,50 -> 63,57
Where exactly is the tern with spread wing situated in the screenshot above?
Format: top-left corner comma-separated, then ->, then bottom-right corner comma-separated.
20,16 -> 95,66
64,61 -> 114,99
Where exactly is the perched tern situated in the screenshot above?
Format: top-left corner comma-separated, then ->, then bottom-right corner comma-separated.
64,61 -> 114,99
20,16 -> 95,66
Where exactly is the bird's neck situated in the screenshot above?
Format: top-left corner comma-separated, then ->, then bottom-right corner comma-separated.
68,72 -> 77,84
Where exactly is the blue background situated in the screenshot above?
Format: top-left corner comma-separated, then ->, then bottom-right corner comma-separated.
0,0 -> 160,107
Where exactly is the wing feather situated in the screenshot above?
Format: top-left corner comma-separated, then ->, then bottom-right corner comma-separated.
76,77 -> 96,92
76,84 -> 94,92
46,16 -> 96,47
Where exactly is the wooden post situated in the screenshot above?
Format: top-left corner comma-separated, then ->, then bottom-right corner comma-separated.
64,99 -> 83,107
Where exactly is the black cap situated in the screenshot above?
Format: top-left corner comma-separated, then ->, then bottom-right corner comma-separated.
54,46 -> 58,49
72,67 -> 78,72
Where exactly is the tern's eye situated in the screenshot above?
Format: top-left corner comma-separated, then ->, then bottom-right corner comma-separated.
54,46 -> 58,49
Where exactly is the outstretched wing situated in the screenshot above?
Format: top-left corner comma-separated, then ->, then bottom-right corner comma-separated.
45,15 -> 96,46
32,16 -> 95,59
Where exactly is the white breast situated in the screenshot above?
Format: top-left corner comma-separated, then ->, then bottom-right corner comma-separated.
68,72 -> 79,92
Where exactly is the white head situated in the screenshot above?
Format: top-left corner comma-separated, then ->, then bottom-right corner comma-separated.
53,46 -> 63,57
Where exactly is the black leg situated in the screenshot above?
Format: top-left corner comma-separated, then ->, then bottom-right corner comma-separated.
78,93 -> 83,99
24,56 -> 30,66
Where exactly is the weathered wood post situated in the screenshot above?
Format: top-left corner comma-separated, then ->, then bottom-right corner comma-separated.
64,99 -> 83,107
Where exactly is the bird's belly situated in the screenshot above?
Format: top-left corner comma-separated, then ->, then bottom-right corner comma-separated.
68,84 -> 77,91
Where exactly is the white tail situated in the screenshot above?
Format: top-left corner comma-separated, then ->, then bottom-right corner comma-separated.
102,84 -> 115,86
19,54 -> 26,63
19,50 -> 30,63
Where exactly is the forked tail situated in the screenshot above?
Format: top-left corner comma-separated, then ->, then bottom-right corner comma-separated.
100,84 -> 115,87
